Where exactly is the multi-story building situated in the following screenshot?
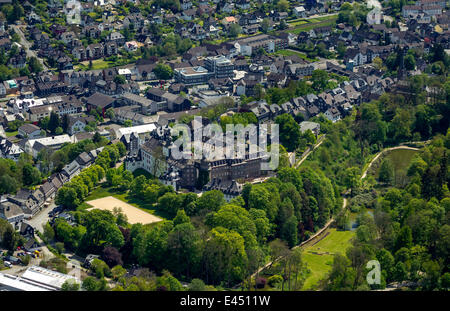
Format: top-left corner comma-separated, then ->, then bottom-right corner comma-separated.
201,155 -> 269,182
145,88 -> 191,112
24,135 -> 74,158
402,3 -> 443,17
121,92 -> 159,115
174,66 -> 211,85
205,55 -> 235,79
235,34 -> 288,56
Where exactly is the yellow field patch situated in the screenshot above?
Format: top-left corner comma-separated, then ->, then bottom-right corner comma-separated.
86,196 -> 163,225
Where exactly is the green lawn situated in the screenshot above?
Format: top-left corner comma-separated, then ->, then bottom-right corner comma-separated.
275,49 -> 318,62
372,149 -> 419,179
5,130 -> 18,137
301,229 -> 355,290
288,15 -> 337,25
288,20 -> 309,27
289,16 -> 338,34
83,185 -> 122,202
76,59 -> 111,71
309,15 -> 338,23
78,184 -> 169,220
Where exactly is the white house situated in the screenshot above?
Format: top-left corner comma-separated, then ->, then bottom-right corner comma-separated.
325,107 -> 341,123
367,7 -> 382,25
124,41 -> 139,52
18,124 -> 42,139
64,0 -> 82,25
68,119 -> 87,135
181,0 -> 193,10
294,6 -> 307,18
25,135 -> 74,158
0,200 -> 24,225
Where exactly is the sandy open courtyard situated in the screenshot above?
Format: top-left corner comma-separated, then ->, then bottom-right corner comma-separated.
86,196 -> 162,225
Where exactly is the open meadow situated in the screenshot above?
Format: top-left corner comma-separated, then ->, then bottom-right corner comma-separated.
301,228 -> 355,290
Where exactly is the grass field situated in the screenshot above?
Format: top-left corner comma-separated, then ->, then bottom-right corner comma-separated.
287,15 -> 337,25
5,130 -> 18,137
372,149 -> 419,179
289,16 -> 338,35
288,20 -> 309,27
76,59 -> 111,70
75,56 -> 138,71
301,228 -> 355,290
275,49 -> 318,62
79,184 -> 169,220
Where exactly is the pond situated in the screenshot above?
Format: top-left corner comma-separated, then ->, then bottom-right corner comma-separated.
349,208 -> 374,231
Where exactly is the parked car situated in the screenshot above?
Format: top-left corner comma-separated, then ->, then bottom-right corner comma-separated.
27,251 -> 38,258
3,261 -> 12,268
51,206 -> 63,214
3,256 -> 20,265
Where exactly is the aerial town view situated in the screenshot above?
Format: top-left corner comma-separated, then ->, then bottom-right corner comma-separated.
0,0 -> 448,302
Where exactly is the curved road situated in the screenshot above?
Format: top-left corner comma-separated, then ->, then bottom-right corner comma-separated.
247,141 -> 427,282
361,145 -> 420,179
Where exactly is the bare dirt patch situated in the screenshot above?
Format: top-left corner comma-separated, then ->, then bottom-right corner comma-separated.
86,196 -> 162,225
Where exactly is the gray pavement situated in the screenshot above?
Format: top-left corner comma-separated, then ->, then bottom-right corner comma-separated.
27,201 -> 55,233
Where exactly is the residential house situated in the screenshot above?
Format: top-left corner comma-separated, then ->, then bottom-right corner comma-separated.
0,138 -> 23,161
299,121 -> 320,137
85,92 -> 115,117
324,106 -> 341,122
294,6 -> 307,18
18,124 -> 42,139
0,200 -> 24,225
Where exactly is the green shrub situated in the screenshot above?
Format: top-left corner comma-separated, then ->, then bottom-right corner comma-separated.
268,275 -> 283,287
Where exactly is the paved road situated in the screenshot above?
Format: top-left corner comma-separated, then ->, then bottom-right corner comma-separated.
11,25 -> 48,71
27,202 -> 55,233
34,235 -> 54,261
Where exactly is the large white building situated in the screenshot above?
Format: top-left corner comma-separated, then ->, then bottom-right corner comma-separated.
0,266 -> 81,291
114,123 -> 157,140
125,138 -> 169,177
25,135 -> 74,158
367,7 -> 382,25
